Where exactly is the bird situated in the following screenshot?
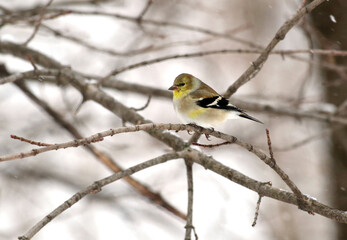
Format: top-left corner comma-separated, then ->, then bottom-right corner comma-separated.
168,73 -> 263,129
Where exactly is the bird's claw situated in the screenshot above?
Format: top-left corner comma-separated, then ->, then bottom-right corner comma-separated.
204,128 -> 214,141
205,133 -> 211,141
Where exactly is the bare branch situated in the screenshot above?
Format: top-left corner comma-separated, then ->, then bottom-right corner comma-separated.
18,152 -> 185,240
223,0 -> 326,98
0,122 -> 329,214
16,147 -> 347,240
184,149 -> 347,223
0,69 -> 59,85
1,40 -> 346,225
14,80 -> 186,220
184,159 -> 195,240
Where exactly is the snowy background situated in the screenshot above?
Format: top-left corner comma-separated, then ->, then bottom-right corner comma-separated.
0,0 -> 342,239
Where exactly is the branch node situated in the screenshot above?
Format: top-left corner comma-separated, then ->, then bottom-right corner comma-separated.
18,236 -> 29,240
90,182 -> 102,194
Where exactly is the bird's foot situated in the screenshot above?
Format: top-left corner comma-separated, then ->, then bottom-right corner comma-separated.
204,128 -> 214,141
204,133 -> 211,141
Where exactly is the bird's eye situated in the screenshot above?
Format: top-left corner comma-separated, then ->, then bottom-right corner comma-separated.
177,83 -> 185,87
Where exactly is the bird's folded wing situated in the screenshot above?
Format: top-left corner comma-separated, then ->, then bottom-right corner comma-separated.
196,95 -> 242,112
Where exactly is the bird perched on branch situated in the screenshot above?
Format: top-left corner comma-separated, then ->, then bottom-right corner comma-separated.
168,73 -> 263,128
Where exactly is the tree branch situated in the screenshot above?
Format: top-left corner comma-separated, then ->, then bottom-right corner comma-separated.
223,0 -> 326,98
184,149 -> 347,223
1,38 -> 346,225
18,152 -> 184,240
184,159 -> 195,240
14,80 -> 187,220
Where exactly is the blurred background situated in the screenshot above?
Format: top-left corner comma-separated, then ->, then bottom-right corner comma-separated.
0,0 -> 346,239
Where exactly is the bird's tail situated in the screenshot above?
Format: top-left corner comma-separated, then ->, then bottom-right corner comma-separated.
238,113 -> 263,124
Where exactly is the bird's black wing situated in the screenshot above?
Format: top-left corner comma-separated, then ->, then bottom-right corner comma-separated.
196,96 -> 242,112
196,96 -> 263,124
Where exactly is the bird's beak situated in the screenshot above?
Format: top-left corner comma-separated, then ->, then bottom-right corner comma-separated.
168,85 -> 177,91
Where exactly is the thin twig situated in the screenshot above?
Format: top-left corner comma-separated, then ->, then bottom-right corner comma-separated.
192,141 -> 232,148
137,0 -> 152,22
26,54 -> 38,70
130,95 -> 152,111
184,159 -> 194,240
266,129 -> 274,161
252,181 -> 272,227
192,227 -> 199,240
265,128 -> 311,213
11,135 -> 52,146
252,195 -> 263,227
22,0 -> 54,46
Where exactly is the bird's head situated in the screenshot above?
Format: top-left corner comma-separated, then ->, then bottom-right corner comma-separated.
168,73 -> 199,98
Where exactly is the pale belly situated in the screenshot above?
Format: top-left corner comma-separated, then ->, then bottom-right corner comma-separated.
173,98 -> 228,128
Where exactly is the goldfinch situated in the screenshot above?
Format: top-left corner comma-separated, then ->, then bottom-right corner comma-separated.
168,73 -> 263,128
